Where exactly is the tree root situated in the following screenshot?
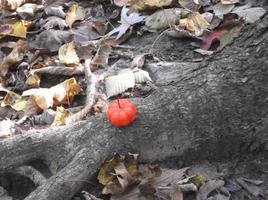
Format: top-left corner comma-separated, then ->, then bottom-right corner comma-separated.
24,148 -> 99,200
14,165 -> 47,186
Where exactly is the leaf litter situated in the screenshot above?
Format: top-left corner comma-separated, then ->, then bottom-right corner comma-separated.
0,0 -> 266,142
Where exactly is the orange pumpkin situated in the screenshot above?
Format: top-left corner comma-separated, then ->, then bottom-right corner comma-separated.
106,99 -> 137,127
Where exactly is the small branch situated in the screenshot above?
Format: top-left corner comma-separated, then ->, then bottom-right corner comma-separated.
65,60 -> 97,124
31,66 -> 84,76
14,165 -> 47,186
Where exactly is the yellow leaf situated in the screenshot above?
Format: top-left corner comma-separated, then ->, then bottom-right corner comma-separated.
58,42 -> 80,65
191,12 -> 210,30
179,18 -> 196,32
129,0 -> 173,11
179,12 -> 209,36
22,78 -> 81,111
10,21 -> 27,38
51,106 -> 73,127
65,4 -> 85,28
1,91 -> 27,111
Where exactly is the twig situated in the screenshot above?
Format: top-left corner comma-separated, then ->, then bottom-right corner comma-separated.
149,29 -> 171,55
65,59 -> 97,124
31,65 -> 84,76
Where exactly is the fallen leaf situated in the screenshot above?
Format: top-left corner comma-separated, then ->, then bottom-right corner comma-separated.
196,180 -> 225,200
114,0 -> 128,7
22,77 -> 81,111
0,40 -> 27,78
0,24 -> 12,35
179,12 -> 210,36
179,0 -> 200,11
24,74 -> 40,88
58,42 -> 80,65
0,0 -> 33,10
201,18 -> 242,51
231,6 -> 266,23
98,154 -> 128,195
42,16 -> 68,30
129,0 -> 174,11
130,54 -> 145,69
65,3 -> 85,28
145,8 -> 185,31
51,106 -> 73,126
16,3 -> 44,19
91,41 -> 112,69
112,168 -> 188,200
1,91 -> 27,111
1,21 -> 28,38
30,30 -> 72,52
44,5 -> 66,18
166,28 -> 200,39
213,3 -> 235,19
98,153 -> 161,196
108,6 -> 145,39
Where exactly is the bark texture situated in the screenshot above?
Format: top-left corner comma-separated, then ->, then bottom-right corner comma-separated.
0,13 -> 267,200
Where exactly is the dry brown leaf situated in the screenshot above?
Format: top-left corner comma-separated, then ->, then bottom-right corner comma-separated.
98,153 -> 144,195
131,54 -> 145,69
145,8 -> 185,31
65,3 -> 85,28
24,74 -> 40,88
0,0 -> 35,10
129,0 -> 174,11
179,12 -> 209,36
58,42 -> 80,65
0,40 -> 27,78
51,106 -> 73,126
179,0 -> 200,11
22,77 -> 81,111
91,42 -> 112,69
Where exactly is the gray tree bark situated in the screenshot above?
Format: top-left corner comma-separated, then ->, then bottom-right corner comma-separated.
0,13 -> 267,200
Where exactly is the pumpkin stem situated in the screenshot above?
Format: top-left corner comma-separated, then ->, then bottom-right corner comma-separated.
117,98 -> 121,108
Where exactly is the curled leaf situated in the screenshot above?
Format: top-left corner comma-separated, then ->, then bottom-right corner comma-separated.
58,42 -> 80,65
22,78 -> 81,111
51,106 -> 73,126
65,3 -> 85,28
